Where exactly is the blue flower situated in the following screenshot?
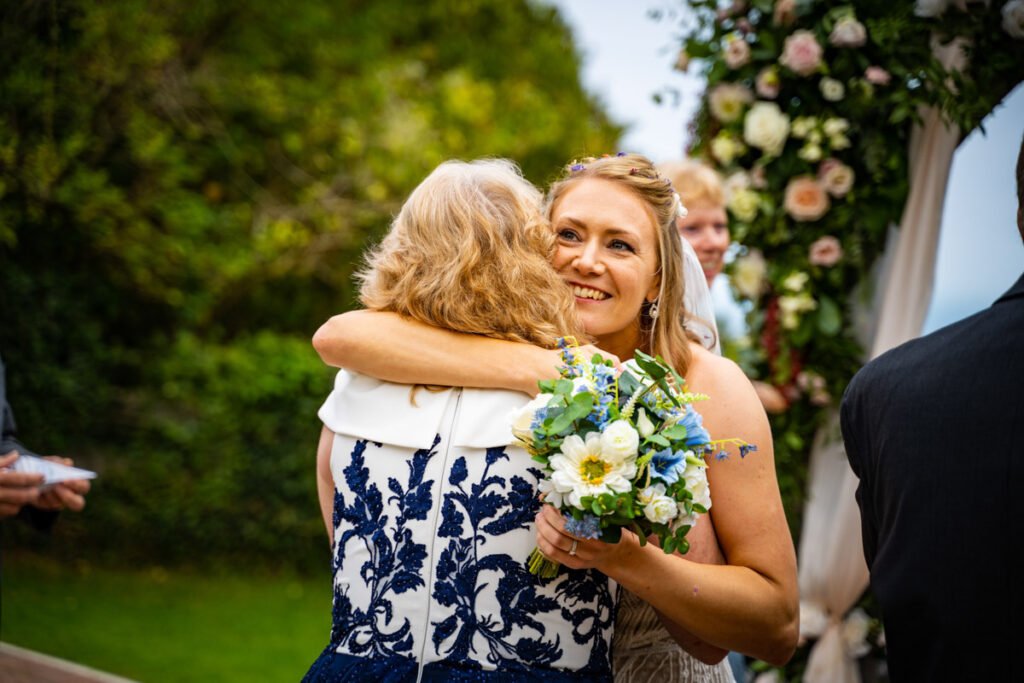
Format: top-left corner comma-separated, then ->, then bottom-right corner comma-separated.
649,447 -> 688,484
529,407 -> 549,431
680,407 -> 711,447
564,513 -> 602,540
739,443 -> 758,458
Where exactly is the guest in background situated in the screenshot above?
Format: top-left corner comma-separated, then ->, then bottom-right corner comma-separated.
659,160 -> 788,414
0,354 -> 90,525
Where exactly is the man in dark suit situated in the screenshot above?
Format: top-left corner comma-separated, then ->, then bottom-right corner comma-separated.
841,132 -> 1024,680
0,354 -> 90,524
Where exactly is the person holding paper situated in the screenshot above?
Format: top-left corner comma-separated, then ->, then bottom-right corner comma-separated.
0,354 -> 91,522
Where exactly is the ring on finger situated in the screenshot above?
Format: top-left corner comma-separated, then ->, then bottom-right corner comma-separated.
569,538 -> 579,556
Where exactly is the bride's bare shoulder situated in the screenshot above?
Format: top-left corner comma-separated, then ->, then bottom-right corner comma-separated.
684,342 -> 756,400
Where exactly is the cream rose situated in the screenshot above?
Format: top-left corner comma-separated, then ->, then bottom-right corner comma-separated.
683,462 -> 712,510
778,292 -> 817,329
784,176 -> 830,221
709,83 -> 754,123
728,188 -> 760,222
711,132 -> 745,165
732,249 -> 767,300
798,142 -> 823,163
819,77 -> 845,102
779,30 -> 823,76
782,271 -> 809,292
822,117 -> 849,137
808,235 -> 843,267
743,102 -> 790,157
1003,0 -> 1024,39
829,17 -> 867,48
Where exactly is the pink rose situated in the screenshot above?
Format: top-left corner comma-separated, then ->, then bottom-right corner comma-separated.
724,34 -> 752,69
784,176 -> 830,221
818,158 -> 855,197
829,17 -> 867,48
780,30 -> 823,77
808,236 -> 844,266
773,0 -> 797,26
756,66 -> 781,99
864,66 -> 892,85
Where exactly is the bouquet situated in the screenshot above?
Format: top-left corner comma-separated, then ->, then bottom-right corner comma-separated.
510,339 -> 754,578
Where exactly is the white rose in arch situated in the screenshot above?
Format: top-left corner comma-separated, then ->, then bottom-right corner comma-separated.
915,0 -> 950,17
744,102 -> 791,157
829,17 -> 867,47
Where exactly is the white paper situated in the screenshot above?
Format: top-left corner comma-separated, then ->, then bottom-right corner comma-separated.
5,454 -> 97,485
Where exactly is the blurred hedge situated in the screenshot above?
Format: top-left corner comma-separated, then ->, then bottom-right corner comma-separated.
2,0 -> 621,569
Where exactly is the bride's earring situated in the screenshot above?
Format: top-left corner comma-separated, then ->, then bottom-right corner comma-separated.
647,298 -> 660,320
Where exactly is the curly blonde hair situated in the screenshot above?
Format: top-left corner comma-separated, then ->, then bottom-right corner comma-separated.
358,159 -> 583,347
545,153 -> 694,375
657,159 -> 725,209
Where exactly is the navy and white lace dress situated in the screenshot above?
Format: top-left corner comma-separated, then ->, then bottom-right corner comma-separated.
303,371 -> 618,683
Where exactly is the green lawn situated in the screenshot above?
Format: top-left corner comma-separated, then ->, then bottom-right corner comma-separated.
1,557 -> 333,682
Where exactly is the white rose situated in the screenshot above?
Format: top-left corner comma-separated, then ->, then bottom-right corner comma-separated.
639,484 -> 678,524
819,77 -> 845,102
1003,0 -> 1024,39
683,462 -> 711,510
732,249 -> 767,300
723,170 -> 751,198
743,102 -> 790,157
829,17 -> 867,48
600,419 -> 640,460
509,393 -> 553,442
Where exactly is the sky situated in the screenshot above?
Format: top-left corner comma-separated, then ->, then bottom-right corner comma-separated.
545,0 -> 1024,334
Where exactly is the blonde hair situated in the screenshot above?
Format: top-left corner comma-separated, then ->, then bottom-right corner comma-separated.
658,159 -> 725,209
358,159 -> 583,347
545,154 -> 694,375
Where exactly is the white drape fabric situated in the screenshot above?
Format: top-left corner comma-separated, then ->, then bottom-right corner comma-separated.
796,37 -> 967,683
680,237 -> 722,354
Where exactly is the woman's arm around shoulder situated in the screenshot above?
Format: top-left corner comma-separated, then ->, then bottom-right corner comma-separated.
312,310 -> 561,395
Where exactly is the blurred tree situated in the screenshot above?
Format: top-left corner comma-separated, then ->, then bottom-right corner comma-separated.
0,0 -> 620,567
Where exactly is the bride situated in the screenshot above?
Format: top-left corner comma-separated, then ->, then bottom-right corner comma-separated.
313,154 -> 799,680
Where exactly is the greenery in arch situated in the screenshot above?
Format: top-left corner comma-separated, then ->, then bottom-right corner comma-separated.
671,0 -> 1023,675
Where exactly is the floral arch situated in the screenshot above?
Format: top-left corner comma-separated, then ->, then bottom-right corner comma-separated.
675,0 -> 1024,678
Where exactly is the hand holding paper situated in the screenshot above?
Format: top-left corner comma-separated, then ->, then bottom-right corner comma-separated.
5,452 -> 97,485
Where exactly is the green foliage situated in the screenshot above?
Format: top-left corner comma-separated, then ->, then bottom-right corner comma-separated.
1,0 -> 620,568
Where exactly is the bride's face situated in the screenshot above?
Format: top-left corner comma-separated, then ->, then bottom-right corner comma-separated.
550,178 -> 661,357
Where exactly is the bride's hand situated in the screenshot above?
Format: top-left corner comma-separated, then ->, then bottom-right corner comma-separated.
534,504 -> 635,572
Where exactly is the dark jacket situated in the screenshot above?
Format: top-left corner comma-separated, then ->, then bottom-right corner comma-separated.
841,272 -> 1024,681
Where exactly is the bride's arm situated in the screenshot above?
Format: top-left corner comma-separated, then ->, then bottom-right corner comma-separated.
536,353 -> 799,664
313,310 -> 564,395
